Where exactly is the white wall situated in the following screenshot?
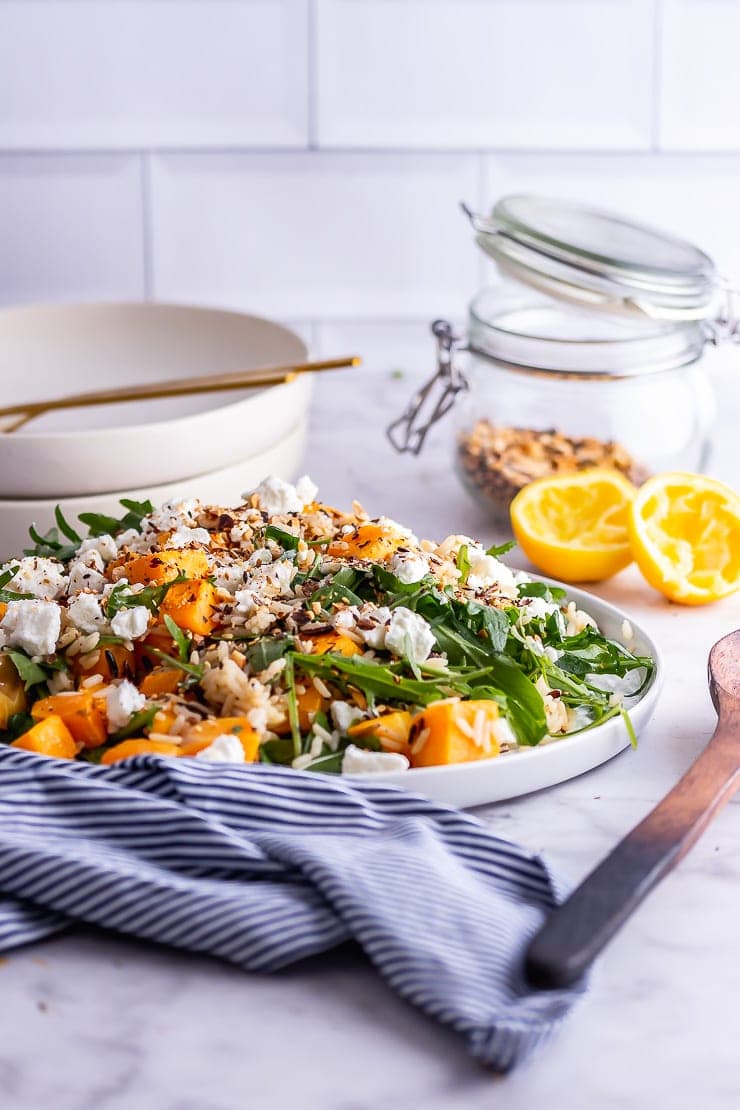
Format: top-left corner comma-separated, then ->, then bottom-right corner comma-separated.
2,0 -> 739,358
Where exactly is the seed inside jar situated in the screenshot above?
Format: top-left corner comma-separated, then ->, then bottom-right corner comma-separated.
457,421 -> 649,516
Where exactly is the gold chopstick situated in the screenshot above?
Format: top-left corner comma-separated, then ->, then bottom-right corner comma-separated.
0,355 -> 361,430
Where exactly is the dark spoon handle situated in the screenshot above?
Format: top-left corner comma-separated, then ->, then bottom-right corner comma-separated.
525,725 -> 740,990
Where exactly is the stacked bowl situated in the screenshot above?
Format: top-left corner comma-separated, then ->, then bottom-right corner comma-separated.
0,303 -> 311,561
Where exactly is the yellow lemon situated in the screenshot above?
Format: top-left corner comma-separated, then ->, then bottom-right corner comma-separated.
510,469 -> 636,582
629,472 -> 740,605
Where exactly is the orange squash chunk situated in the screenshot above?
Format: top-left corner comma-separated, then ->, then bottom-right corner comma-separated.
12,715 -> 78,759
123,549 -> 210,586
32,688 -> 107,749
327,523 -> 404,562
160,579 -> 219,635
140,668 -> 182,697
180,716 -> 260,761
304,629 -> 361,657
101,738 -> 182,764
150,703 -> 178,735
348,710 -> 413,755
73,642 -> 135,683
409,699 -> 502,768
275,684 -> 328,735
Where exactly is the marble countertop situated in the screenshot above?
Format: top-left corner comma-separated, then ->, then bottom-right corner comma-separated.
1,337 -> 739,1110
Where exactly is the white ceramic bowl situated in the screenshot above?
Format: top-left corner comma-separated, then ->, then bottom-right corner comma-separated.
0,302 -> 310,498
0,420 -> 306,562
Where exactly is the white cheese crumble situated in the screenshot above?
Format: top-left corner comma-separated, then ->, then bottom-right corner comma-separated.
466,550 -> 517,593
356,605 -> 392,650
388,551 -> 429,584
250,474 -> 317,516
66,594 -> 107,634
1,599 -> 61,656
195,733 -> 246,763
78,534 -> 118,563
105,679 -> 146,732
167,527 -> 212,549
385,607 -> 435,665
148,498 -> 199,533
67,553 -> 106,596
110,606 -> 150,641
3,557 -> 68,601
522,596 -> 561,622
330,700 -> 365,733
342,744 -> 410,774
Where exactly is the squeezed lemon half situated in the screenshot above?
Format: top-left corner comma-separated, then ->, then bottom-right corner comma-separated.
628,472 -> 740,605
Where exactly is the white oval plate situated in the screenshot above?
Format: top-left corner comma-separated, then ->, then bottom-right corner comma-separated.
344,583 -> 663,809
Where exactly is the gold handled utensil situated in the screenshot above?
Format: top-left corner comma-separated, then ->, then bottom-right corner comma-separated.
0,356 -> 361,433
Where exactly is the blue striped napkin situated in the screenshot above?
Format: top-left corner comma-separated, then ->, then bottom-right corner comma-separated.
0,746 -> 585,1071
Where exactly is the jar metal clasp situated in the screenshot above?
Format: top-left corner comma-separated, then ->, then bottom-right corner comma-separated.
386,319 -> 469,455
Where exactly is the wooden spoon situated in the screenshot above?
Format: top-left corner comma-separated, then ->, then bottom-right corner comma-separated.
525,628 -> 740,990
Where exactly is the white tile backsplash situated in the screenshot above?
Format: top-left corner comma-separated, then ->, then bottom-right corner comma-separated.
0,0 -> 738,324
150,152 -> 481,318
660,0 -> 740,150
0,154 -> 144,304
0,0 -> 309,149
316,0 -> 655,150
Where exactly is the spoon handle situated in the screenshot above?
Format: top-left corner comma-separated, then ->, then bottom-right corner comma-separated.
525,726 -> 740,990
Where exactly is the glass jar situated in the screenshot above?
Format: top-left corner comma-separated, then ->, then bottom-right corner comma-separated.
389,195 -> 735,524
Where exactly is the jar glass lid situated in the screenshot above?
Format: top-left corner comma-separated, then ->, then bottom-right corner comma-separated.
468,195 -> 719,322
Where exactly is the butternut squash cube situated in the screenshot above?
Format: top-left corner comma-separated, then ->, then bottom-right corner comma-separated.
32,688 -> 107,749
101,738 -> 182,764
180,716 -> 260,761
12,715 -> 78,760
123,549 -> 210,586
327,523 -> 405,562
348,710 -> 413,755
409,699 -> 502,768
160,580 -> 219,636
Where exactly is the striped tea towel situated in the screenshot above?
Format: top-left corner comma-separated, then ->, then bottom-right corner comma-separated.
0,746 -> 586,1071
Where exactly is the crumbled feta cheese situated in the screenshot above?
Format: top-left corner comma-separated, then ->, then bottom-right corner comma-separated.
110,606 -> 150,641
522,596 -> 561,622
105,679 -> 146,732
332,606 -> 359,633
3,557 -> 68,600
234,588 -> 259,614
295,474 -> 318,506
148,498 -> 199,533
167,527 -> 212,549
377,517 -> 419,544
342,744 -> 410,774
388,551 -> 429,584
247,547 -> 273,567
357,605 -> 392,650
78,534 -> 118,563
385,607 -> 435,665
1,599 -> 61,656
246,707 -> 268,733
250,475 -> 315,516
66,594 -> 106,634
210,562 -> 246,592
467,552 -> 517,593
330,700 -> 365,733
116,528 -> 149,553
194,733 -> 246,763
67,554 -> 106,596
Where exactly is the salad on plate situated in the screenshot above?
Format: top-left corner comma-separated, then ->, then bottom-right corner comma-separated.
0,476 -> 654,774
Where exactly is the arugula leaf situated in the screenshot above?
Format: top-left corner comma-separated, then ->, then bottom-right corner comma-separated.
283,654 -> 302,758
310,567 -> 364,611
264,525 -> 300,551
54,505 -> 82,544
621,706 -> 638,750
456,544 -> 471,585
0,566 -> 35,603
24,523 -> 79,561
259,738 -> 295,765
79,497 -> 155,538
106,576 -> 185,619
147,647 -> 204,679
518,580 -> 567,604
371,564 -> 432,599
245,636 -> 294,672
163,614 -> 190,664
1,711 -> 35,741
6,650 -> 49,690
293,651 -> 460,709
0,568 -> 17,590
300,750 -> 345,774
475,654 -> 547,746
486,540 -> 516,558
112,705 -> 158,742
